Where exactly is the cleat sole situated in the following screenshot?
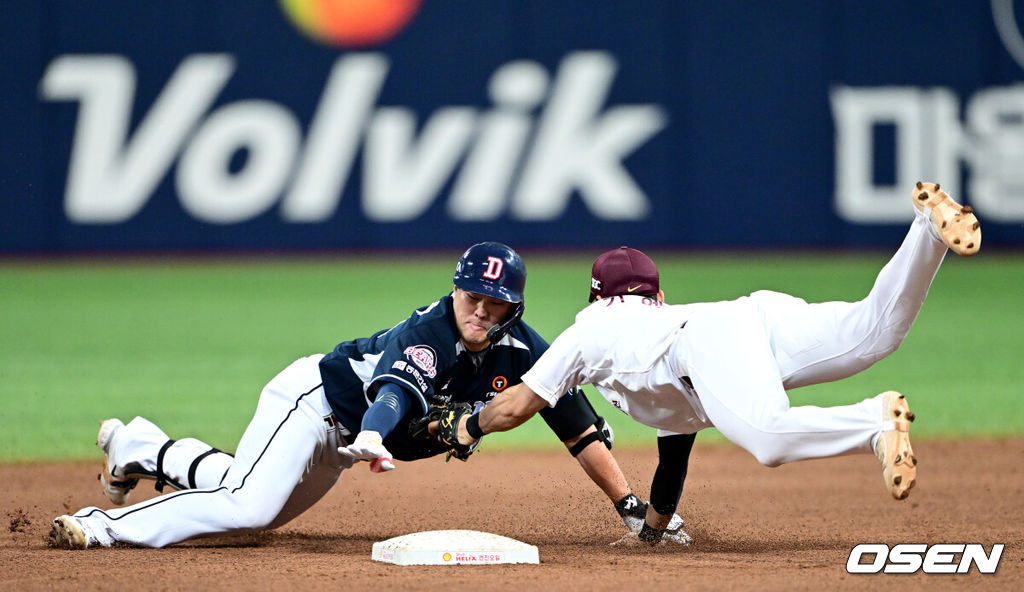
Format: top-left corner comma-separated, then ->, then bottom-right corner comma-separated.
913,181 -> 981,256
876,391 -> 918,500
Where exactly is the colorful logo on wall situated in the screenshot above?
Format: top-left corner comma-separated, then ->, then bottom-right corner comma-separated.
279,0 -> 422,47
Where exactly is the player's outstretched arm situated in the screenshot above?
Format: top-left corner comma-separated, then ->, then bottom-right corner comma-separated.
460,382 -> 549,444
430,382 -> 548,446
339,383 -> 417,472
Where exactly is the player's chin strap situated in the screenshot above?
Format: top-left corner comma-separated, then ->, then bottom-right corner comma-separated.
486,302 -> 525,344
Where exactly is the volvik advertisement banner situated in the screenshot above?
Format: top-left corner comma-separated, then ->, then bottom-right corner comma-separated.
2,1 -> 1022,252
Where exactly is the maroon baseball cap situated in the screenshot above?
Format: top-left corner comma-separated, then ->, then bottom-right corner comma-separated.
588,246 -> 660,302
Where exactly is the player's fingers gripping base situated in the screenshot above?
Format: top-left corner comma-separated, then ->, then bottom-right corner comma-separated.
338,430 -> 395,472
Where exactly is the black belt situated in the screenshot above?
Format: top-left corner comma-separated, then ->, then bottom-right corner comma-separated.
324,413 -> 353,438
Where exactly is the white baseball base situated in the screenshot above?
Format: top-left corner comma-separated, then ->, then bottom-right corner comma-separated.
371,529 -> 539,566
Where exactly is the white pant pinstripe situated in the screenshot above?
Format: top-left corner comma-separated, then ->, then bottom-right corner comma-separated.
76,354 -> 351,548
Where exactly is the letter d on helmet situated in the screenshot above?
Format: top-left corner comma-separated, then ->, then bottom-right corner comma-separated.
453,242 -> 526,343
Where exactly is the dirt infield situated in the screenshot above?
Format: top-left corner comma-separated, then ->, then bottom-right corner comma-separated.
3,439 -> 1021,591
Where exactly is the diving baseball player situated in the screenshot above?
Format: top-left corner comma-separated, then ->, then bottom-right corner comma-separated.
50,242 -> 686,548
431,183 -> 980,545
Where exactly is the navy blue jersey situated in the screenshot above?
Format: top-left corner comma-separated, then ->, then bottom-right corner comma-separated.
319,293 -> 596,461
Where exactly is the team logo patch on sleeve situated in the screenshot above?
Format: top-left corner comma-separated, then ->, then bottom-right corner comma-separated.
403,345 -> 438,378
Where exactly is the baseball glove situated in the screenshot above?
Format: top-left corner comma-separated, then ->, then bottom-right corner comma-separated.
408,402 -> 478,462
408,405 -> 446,440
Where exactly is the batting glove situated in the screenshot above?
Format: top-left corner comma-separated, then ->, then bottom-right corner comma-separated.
338,430 -> 395,472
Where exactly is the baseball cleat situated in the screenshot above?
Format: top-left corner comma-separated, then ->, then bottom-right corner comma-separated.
609,528 -> 694,548
98,418 -> 138,505
50,515 -> 94,549
912,181 -> 981,256
875,391 -> 917,500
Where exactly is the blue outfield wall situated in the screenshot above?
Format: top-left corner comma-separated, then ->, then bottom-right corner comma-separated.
1,1 -> 1023,252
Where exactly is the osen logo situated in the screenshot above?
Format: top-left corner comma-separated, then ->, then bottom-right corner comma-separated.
846,543 -> 1004,574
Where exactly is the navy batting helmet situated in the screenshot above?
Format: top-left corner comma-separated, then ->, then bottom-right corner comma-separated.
453,242 -> 526,343
453,242 -> 526,304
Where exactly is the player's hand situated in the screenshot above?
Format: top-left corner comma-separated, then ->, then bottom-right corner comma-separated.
338,430 -> 395,472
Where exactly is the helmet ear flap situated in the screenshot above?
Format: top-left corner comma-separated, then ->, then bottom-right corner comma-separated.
486,302 -> 525,344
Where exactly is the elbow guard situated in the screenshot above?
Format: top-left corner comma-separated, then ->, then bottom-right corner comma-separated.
543,387 -> 605,441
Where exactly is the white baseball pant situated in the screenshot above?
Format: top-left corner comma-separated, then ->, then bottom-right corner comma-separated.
73,354 -> 351,547
678,213 -> 946,465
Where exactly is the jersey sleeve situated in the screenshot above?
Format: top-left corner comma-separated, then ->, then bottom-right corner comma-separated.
521,323 -> 588,407
369,327 -> 454,415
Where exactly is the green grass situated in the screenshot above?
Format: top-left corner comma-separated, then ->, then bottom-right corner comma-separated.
1,251 -> 1022,462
